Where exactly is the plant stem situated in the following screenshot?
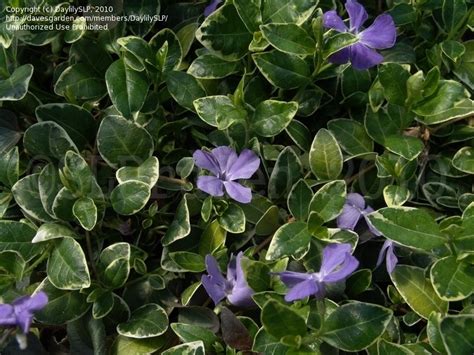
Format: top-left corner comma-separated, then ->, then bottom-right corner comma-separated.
85,231 -> 99,279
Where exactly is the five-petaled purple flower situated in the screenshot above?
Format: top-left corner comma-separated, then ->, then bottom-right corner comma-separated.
0,292 -> 48,334
277,243 -> 359,302
337,193 -> 381,236
204,0 -> 222,16
323,0 -> 396,70
201,252 -> 254,307
193,146 -> 260,204
376,239 -> 398,273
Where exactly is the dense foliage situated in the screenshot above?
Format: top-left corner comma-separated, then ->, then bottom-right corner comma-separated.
0,0 -> 474,353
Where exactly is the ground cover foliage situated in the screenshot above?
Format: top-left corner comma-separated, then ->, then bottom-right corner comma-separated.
0,0 -> 474,353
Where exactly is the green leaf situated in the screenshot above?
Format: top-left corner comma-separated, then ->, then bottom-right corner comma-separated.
161,341 -> 205,355
252,51 -> 310,89
105,59 -> 149,119
32,223 -> 77,243
440,315 -> 474,355
60,151 -> 104,203
241,259 -> 271,293
73,197 -> 97,231
452,146 -> 474,174
415,98 -> 474,125
427,312 -> 446,353
378,63 -> 410,106
166,71 -> 206,112
442,0 -> 467,35
0,192 -> 12,219
268,147 -> 303,200
287,179 -> 313,221
261,300 -> 306,339
117,304 -> 168,339
367,207 -> 446,251
234,0 -> 262,32
266,222 -> 311,260
383,185 -> 410,207
285,120 -> 312,151
149,28 -> 183,73
391,265 -> 448,319
92,291 -> 115,319
113,336 -> 166,355
12,174 -> 55,222
253,328 -> 289,354
430,256 -> 474,301
199,220 -> 227,256
196,4 -> 252,61
99,242 -> 131,289
0,109 -> 20,155
309,180 -> 347,222
0,64 -> 34,101
309,129 -> 343,180
117,36 -> 153,72
169,251 -> 205,272
193,95 -> 246,129
328,119 -> 374,157
97,115 -> 154,169
321,302 -> 393,352
35,103 -> 96,150
260,23 -> 315,55
38,163 -> 62,218
111,181 -> 151,216
262,0 -> 318,25
47,237 -> 91,290
188,54 -> 240,79
0,221 -> 42,261
171,323 -> 220,350
413,80 -> 469,117
23,121 -> 79,161
384,135 -> 424,161
162,194 -> 191,246
117,156 -> 159,188
35,279 -> 90,325
55,63 -> 107,101
218,203 -> 246,234
0,250 -> 25,282
252,100 -> 298,137
323,32 -> 358,58
0,146 -> 19,188
454,40 -> 474,90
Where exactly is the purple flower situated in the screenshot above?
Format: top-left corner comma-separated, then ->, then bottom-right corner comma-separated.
376,239 -> 398,273
323,0 -> 396,70
204,0 -> 222,16
201,252 -> 254,307
0,292 -> 48,333
277,243 -> 359,302
193,146 -> 260,204
337,193 -> 381,236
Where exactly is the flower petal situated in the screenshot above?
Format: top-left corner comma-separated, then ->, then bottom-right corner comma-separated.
193,150 -> 220,176
277,271 -> 313,288
323,10 -> 347,32
360,14 -> 396,49
0,304 -> 16,326
205,255 -> 227,285
350,43 -> 383,70
16,312 -> 33,333
386,242 -> 398,273
346,193 -> 366,209
204,0 -> 222,17
323,253 -> 359,282
227,149 -> 260,180
223,181 -> 252,204
26,292 -> 48,312
285,279 -> 319,302
211,146 -> 238,175
197,176 -> 224,197
376,240 -> 390,269
227,284 -> 255,307
201,275 -> 227,305
337,204 -> 362,230
320,243 -> 353,275
346,0 -> 368,31
329,47 -> 351,65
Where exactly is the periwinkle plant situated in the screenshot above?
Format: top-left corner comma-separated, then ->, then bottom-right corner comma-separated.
1,0 -> 473,352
